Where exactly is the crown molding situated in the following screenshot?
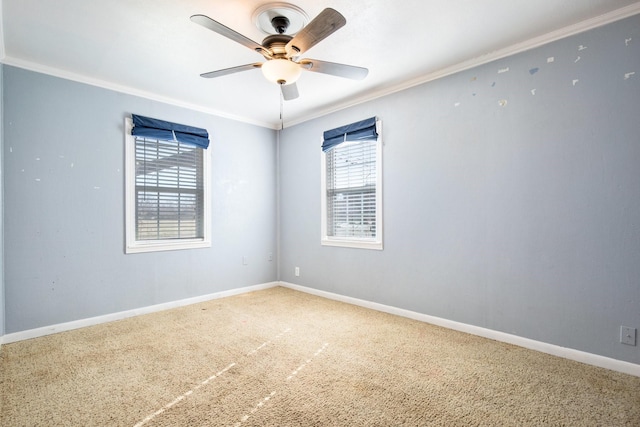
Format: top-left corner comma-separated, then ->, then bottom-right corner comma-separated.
0,56 -> 279,129
284,2 -> 640,128
2,3 -> 639,130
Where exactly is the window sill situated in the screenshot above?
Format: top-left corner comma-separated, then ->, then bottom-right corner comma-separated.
125,239 -> 211,254
321,238 -> 383,251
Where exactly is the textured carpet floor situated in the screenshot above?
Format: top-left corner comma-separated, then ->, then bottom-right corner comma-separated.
1,286 -> 639,426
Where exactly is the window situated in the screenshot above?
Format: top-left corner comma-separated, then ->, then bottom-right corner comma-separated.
125,116 -> 211,253
321,118 -> 382,250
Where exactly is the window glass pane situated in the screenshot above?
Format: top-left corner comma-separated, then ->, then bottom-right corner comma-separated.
134,137 -> 204,240
326,139 -> 377,238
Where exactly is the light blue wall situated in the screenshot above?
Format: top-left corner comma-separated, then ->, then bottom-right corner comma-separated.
279,15 -> 640,364
3,66 -> 277,333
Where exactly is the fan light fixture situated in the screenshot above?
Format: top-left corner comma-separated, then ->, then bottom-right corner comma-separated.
261,59 -> 301,85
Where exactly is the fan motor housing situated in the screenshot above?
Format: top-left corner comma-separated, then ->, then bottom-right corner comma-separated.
262,34 -> 293,56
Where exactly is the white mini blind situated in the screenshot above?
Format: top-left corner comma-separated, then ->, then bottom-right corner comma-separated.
135,137 -> 204,240
326,139 -> 377,238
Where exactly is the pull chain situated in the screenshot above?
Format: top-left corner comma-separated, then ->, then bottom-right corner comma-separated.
279,84 -> 284,130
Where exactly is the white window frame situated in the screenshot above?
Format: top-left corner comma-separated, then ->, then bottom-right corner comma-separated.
321,119 -> 383,250
124,117 -> 211,254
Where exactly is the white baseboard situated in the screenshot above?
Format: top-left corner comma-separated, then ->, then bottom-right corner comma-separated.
279,281 -> 640,378
1,282 -> 279,345
3,280 -> 638,377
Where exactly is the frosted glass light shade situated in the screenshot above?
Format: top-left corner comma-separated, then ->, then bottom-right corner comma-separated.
261,59 -> 302,85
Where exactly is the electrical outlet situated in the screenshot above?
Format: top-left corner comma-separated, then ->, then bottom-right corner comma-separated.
295,267 -> 300,277
268,252 -> 273,262
620,326 -> 636,346
242,256 -> 248,266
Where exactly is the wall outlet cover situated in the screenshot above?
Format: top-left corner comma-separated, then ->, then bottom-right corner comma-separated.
620,326 -> 636,346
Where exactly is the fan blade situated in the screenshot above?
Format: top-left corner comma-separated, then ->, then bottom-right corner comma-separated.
280,82 -> 299,101
286,8 -> 346,56
299,59 -> 368,80
200,63 -> 262,79
191,14 -> 268,56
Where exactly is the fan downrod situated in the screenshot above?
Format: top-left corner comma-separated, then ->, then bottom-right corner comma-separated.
271,16 -> 290,34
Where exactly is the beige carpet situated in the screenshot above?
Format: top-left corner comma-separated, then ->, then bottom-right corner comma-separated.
1,286 -> 639,426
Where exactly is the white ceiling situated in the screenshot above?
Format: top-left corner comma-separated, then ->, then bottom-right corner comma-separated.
2,0 -> 640,129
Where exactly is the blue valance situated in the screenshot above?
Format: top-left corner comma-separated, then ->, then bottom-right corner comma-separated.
322,116 -> 378,152
131,114 -> 210,149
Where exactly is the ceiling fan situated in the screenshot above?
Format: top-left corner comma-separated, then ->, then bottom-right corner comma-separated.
190,5 -> 368,101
